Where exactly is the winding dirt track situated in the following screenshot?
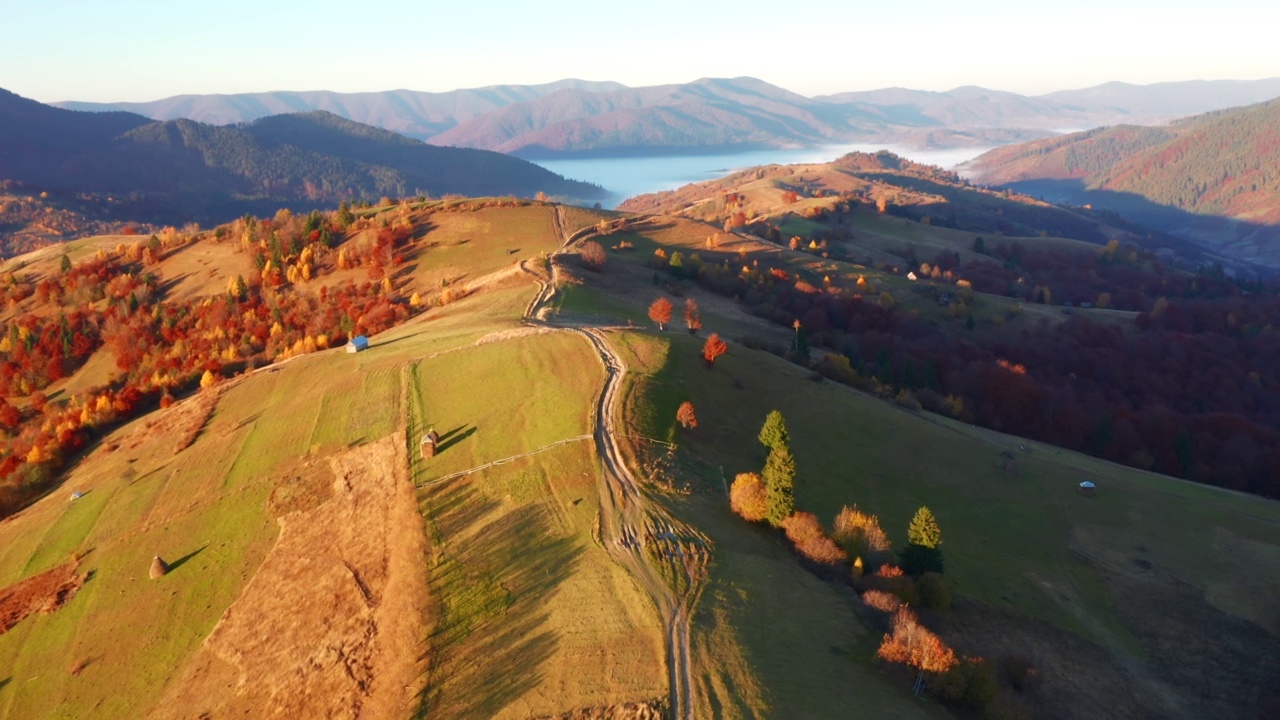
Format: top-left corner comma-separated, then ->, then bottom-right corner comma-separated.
522,207 -> 696,720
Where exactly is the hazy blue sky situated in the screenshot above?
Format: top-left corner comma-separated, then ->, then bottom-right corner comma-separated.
3,0 -> 1277,102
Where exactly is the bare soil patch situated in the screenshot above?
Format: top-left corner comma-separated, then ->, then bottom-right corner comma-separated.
0,557 -> 87,635
151,433 -> 429,719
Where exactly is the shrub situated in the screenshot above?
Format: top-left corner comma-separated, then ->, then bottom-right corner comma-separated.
1000,654 -> 1040,692
983,690 -> 1033,720
781,512 -> 847,565
729,473 -> 768,522
862,589 -> 901,613
580,240 -> 606,270
832,505 -> 892,569
935,656 -> 999,711
860,564 -> 919,605
895,389 -> 922,411
917,572 -> 952,610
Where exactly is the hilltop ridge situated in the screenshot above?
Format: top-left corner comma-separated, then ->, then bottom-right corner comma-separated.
963,98 -> 1280,267
0,89 -> 603,228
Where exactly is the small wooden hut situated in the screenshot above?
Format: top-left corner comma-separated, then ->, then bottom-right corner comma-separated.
346,335 -> 370,353
1078,480 -> 1097,497
420,429 -> 440,459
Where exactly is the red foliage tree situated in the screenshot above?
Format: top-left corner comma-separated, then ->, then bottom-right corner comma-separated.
702,333 -> 728,367
648,297 -> 673,331
676,401 -> 697,429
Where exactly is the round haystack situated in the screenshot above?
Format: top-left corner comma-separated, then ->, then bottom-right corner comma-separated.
149,555 -> 169,579
1078,481 -> 1097,497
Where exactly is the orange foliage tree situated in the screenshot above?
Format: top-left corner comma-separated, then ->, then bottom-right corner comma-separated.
862,589 -> 902,613
781,512 -> 847,565
729,472 -> 768,522
702,333 -> 728,367
648,296 -> 673,331
878,607 -> 958,693
676,401 -> 697,429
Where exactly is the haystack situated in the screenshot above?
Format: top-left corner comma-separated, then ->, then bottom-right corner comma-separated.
149,555 -> 169,579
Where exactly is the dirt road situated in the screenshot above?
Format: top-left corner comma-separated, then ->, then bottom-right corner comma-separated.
517,207 -> 699,719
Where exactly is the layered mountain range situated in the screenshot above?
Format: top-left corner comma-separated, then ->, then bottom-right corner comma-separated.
963,98 -> 1280,268
57,77 -> 1280,158
0,88 -> 602,226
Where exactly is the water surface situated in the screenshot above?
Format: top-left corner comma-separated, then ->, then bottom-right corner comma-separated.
537,144 -> 992,208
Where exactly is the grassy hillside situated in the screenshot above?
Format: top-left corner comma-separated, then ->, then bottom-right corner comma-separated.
0,199 -> 1276,720
610,326 -> 1280,720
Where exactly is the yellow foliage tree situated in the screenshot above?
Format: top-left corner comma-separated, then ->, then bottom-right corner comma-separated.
729,473 -> 768,522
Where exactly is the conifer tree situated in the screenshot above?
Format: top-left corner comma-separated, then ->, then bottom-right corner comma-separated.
758,410 -> 790,451
763,443 -> 796,526
901,506 -> 945,575
907,506 -> 941,548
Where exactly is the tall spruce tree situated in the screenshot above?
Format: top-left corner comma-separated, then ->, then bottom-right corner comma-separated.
763,444 -> 796,526
758,410 -> 790,451
901,506 -> 945,575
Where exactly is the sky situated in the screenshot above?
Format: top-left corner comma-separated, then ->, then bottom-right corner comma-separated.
2,0 -> 1278,103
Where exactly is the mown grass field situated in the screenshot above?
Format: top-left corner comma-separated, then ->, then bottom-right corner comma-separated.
0,341 -> 403,718
402,204 -> 561,290
407,331 -> 667,719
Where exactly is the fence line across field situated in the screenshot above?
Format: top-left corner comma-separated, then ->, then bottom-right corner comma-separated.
415,434 -> 592,487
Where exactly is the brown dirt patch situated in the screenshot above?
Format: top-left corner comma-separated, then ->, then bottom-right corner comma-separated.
0,557 -> 87,635
151,432 -> 429,719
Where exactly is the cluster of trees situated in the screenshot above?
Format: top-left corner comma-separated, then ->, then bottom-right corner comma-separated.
724,411 -> 1028,714
0,204 -> 426,519
654,244 -> 1280,498
648,295 -> 727,366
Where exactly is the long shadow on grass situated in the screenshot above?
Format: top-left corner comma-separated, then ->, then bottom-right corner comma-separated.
0,677 -> 8,692
434,426 -> 475,455
167,545 -> 207,573
417,478 -> 582,720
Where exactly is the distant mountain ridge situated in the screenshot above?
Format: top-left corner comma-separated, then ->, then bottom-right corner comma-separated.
54,77 -> 1280,158
0,88 -> 602,227
962,98 -> 1280,267
55,79 -> 627,141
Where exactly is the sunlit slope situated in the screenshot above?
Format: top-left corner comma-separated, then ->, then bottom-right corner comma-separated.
613,328 -> 1280,719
